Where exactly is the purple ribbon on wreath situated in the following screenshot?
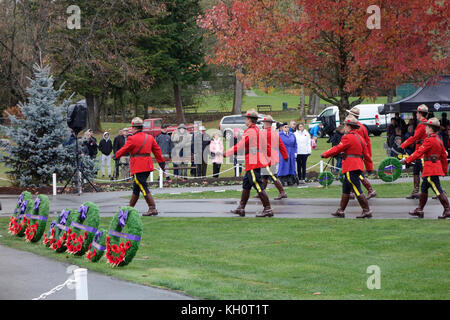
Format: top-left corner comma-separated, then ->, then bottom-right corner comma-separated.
20,200 -> 29,214
34,198 -> 41,211
14,194 -> 24,214
94,230 -> 103,243
59,210 -> 70,225
118,209 -> 128,229
78,205 -> 89,221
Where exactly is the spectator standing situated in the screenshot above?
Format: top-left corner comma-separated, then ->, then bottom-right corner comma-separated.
231,128 -> 243,176
403,125 -> 415,154
386,118 -> 397,147
394,112 -> 407,134
171,124 -> 191,179
82,129 -> 98,160
327,125 -> 345,169
113,129 -> 126,179
156,124 -> 174,181
277,123 -> 298,184
199,126 -> 211,177
210,132 -> 224,178
294,123 -> 311,184
99,132 -> 113,179
289,121 -> 297,133
390,136 -> 405,158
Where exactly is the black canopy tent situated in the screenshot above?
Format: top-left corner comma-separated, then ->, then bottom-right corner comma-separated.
380,75 -> 450,114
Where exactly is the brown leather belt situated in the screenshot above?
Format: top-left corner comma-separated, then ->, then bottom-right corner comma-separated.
424,155 -> 439,162
343,154 -> 363,160
131,153 -> 151,158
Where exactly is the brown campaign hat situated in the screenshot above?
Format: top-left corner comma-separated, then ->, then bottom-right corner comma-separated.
245,108 -> 259,119
261,115 -> 275,123
425,117 -> 440,128
346,106 -> 360,118
131,117 -> 144,127
344,115 -> 360,127
417,104 -> 429,113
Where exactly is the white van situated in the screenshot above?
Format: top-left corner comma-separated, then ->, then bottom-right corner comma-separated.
308,104 -> 392,136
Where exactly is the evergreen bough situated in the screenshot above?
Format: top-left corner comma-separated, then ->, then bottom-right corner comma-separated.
25,195 -> 50,242
106,206 -> 142,267
9,191 -> 33,237
66,202 -> 100,256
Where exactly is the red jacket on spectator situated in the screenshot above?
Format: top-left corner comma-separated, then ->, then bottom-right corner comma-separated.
115,131 -> 165,175
405,133 -> 448,177
322,130 -> 373,174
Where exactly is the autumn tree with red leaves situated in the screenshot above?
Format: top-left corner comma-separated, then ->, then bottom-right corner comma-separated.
199,0 -> 449,122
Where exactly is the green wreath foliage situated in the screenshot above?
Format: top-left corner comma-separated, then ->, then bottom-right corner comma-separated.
106,206 -> 143,267
66,202 -> 100,256
8,191 -> 33,237
86,229 -> 107,263
338,169 -> 345,183
43,208 -> 77,253
25,195 -> 49,243
318,171 -> 334,187
377,157 -> 402,182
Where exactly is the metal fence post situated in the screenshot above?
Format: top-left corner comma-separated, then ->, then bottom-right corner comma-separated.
73,268 -> 88,300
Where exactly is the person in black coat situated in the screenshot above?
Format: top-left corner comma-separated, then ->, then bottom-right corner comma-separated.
99,132 -> 113,178
113,129 -> 127,179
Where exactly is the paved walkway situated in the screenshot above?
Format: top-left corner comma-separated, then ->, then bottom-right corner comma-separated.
0,178 -> 449,219
0,245 -> 194,300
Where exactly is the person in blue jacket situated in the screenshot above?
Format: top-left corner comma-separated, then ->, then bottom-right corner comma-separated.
277,123 -> 297,180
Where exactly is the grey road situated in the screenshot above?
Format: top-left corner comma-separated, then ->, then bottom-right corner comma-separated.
0,186 -> 448,219
0,245 -> 194,300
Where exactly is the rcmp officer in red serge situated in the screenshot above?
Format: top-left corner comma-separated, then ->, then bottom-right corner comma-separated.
401,104 -> 429,199
224,109 -> 273,217
321,115 -> 374,218
259,115 -> 289,200
400,117 -> 450,219
347,106 -> 377,199
115,117 -> 166,216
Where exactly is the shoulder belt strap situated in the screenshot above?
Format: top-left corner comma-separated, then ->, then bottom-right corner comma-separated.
136,133 -> 148,155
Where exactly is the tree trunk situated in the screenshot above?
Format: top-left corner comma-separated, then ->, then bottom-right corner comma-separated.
112,91 -> 117,123
387,88 -> 395,103
85,94 -> 101,132
232,68 -> 243,115
338,95 -> 351,125
299,85 -> 305,120
120,91 -> 125,123
173,82 -> 186,124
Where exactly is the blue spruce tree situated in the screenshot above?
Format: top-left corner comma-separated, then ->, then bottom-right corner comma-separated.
1,64 -> 95,187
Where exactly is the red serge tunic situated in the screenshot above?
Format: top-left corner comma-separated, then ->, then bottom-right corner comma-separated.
224,124 -> 268,171
405,133 -> 448,177
262,127 -> 289,166
322,130 -> 373,174
355,122 -> 373,170
115,131 -> 165,175
401,117 -> 428,152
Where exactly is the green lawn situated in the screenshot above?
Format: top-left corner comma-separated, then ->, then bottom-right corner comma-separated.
196,88 -> 391,113
1,217 -> 448,299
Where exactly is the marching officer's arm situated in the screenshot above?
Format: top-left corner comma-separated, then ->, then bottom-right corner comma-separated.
321,135 -> 350,158
224,131 -> 248,158
115,136 -> 135,160
440,144 -> 448,175
401,123 -> 425,149
151,137 -> 166,170
363,144 -> 374,172
404,139 -> 432,165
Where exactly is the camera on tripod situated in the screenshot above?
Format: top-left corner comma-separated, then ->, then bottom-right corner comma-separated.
67,100 -> 87,135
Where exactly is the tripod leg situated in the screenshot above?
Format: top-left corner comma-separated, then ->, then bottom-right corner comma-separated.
80,169 -> 98,192
59,169 -> 78,194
